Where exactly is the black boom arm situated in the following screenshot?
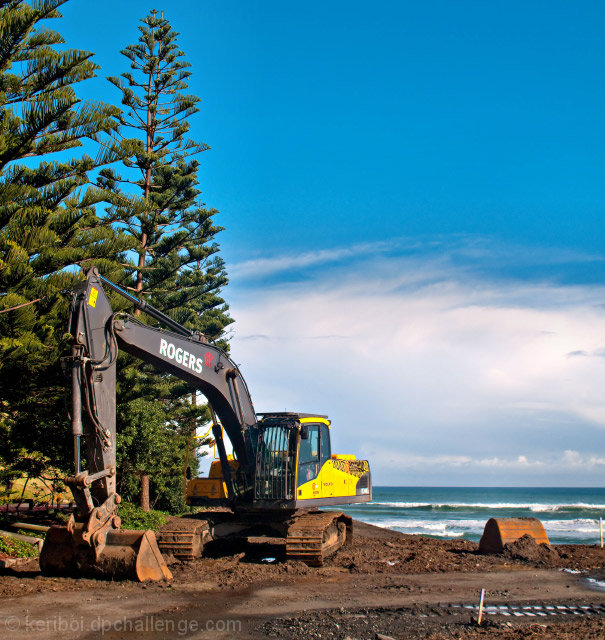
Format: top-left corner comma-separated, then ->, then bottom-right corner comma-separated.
67,268 -> 256,516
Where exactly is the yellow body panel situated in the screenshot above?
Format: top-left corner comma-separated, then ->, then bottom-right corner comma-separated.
295,416 -> 369,502
186,459 -> 237,503
299,416 -> 331,426
296,457 -> 370,500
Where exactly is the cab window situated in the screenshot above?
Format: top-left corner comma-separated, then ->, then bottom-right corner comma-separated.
297,425 -> 320,486
319,423 -> 331,466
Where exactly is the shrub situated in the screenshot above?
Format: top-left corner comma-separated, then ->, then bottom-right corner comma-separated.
117,502 -> 169,531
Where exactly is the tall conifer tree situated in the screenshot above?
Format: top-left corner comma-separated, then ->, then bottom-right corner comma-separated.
100,11 -> 232,509
0,0 -> 133,469
101,10 -> 230,336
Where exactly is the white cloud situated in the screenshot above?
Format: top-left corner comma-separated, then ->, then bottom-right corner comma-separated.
228,239 -> 397,279
228,234 -> 605,282
561,450 -> 605,469
225,240 -> 605,485
357,447 -> 605,484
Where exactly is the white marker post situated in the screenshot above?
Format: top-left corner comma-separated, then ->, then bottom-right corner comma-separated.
600,517 -> 603,549
477,588 -> 486,625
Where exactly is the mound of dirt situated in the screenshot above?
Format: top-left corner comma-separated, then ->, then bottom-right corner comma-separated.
503,534 -> 560,565
2,519 -> 605,640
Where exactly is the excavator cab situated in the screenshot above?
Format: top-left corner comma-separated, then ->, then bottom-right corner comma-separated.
189,413 -> 372,510
296,421 -> 330,486
252,413 -> 372,508
253,415 -> 298,502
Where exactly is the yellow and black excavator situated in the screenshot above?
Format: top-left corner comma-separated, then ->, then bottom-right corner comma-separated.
40,268 -> 372,581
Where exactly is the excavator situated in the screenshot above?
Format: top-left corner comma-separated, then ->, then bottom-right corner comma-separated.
40,268 -> 372,581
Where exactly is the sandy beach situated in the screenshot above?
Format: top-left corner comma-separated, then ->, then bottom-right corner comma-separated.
1,520 -> 605,639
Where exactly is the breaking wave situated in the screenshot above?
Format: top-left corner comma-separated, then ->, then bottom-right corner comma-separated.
371,502 -> 605,513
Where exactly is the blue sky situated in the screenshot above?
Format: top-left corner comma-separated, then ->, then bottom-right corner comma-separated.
56,1 -> 605,485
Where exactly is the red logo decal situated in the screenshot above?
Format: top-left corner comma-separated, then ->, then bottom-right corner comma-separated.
204,352 -> 213,368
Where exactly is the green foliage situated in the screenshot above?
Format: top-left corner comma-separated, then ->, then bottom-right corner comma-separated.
0,534 -> 39,558
0,463 -> 20,491
0,6 -> 230,515
116,397 -> 196,512
117,501 -> 169,531
0,450 -> 67,505
53,510 -> 70,524
100,9 -> 232,346
0,0 -> 134,470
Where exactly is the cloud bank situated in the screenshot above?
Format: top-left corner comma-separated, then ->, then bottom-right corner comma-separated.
218,237 -> 605,485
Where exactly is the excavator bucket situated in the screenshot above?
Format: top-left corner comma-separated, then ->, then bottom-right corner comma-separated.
40,526 -> 172,581
479,517 -> 550,554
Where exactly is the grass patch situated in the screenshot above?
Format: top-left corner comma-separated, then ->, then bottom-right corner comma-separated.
0,474 -> 72,504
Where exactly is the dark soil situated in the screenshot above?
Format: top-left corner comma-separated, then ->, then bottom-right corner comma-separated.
1,519 -> 605,638
260,606 -> 605,640
2,520 -> 605,596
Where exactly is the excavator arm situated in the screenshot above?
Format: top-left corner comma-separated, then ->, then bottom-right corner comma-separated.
41,267 -> 257,581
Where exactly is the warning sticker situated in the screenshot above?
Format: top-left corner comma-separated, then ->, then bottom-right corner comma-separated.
88,287 -> 99,308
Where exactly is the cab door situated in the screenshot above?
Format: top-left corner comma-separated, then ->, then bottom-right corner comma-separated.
297,424 -> 320,489
296,422 -> 333,500
319,423 -> 334,497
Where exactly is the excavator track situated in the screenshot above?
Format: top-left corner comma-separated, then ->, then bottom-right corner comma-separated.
157,517 -> 211,560
286,510 -> 352,566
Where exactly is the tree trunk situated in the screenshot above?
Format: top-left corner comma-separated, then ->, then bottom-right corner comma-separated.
140,474 -> 150,512
17,476 -> 29,509
133,36 -> 156,318
183,436 -> 191,494
183,392 -> 197,492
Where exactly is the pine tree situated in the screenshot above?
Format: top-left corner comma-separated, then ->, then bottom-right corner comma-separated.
100,10 -> 232,509
0,0 -> 133,471
101,11 -> 229,328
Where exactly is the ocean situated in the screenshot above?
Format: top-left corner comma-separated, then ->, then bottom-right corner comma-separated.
339,487 -> 605,545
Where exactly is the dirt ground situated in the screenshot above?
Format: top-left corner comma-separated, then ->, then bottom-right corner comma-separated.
1,521 -> 605,639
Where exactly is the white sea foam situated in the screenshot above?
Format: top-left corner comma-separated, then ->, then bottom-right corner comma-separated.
369,518 -> 486,538
370,501 -> 605,512
542,519 -> 599,534
371,502 -> 433,508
